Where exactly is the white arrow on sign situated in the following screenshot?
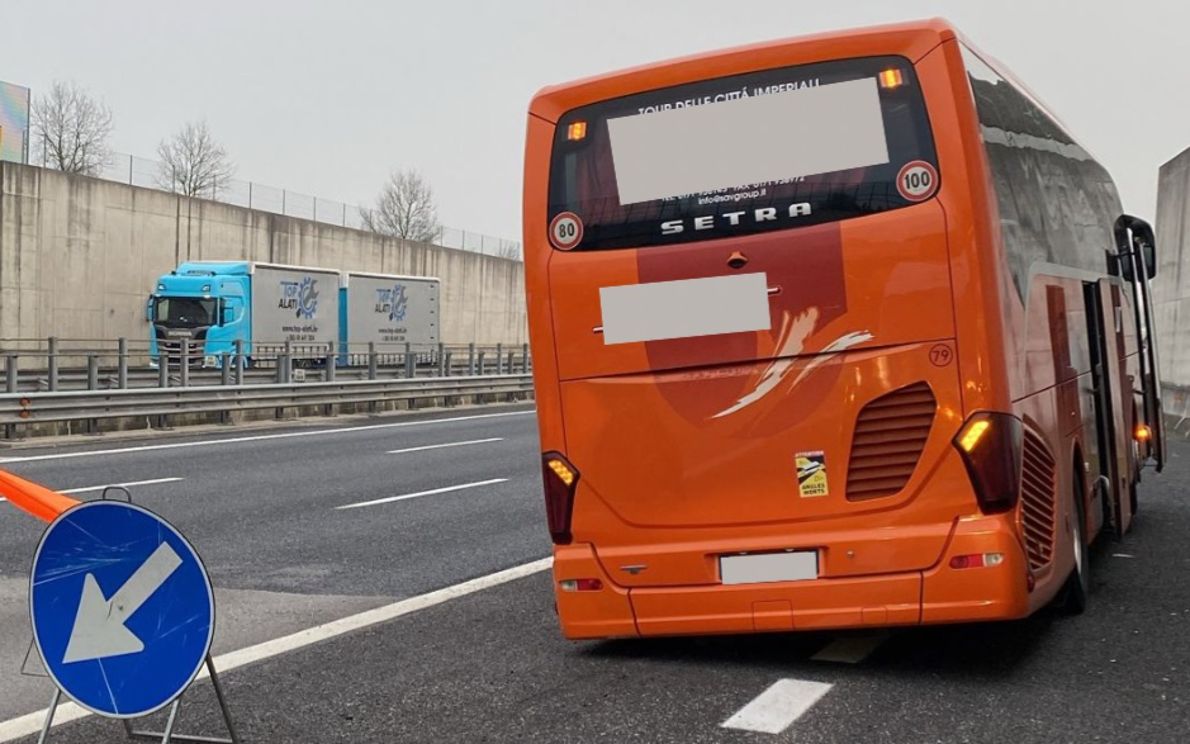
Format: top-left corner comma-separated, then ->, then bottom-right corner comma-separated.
62,542 -> 183,664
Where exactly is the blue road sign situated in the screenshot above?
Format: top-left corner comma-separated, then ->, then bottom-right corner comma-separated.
29,500 -> 214,718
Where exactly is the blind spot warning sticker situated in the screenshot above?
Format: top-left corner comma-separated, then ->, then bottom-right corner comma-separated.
796,451 -> 829,497
549,212 -> 584,250
896,160 -> 939,202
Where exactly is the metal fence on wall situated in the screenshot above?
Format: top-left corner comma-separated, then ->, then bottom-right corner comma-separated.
75,151 -> 522,260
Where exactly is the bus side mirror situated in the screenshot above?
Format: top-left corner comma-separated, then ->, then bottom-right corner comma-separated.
1130,218 -> 1158,280
1142,239 -> 1157,280
1113,215 -> 1158,281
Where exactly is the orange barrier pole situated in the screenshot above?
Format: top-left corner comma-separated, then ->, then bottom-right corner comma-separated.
0,469 -> 79,523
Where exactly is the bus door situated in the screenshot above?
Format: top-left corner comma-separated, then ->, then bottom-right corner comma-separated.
1083,280 -> 1133,537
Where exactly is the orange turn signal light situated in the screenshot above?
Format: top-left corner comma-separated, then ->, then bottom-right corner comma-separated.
547,457 -> 576,487
957,419 -> 991,453
566,121 -> 588,141
878,68 -> 904,89
1135,424 -> 1152,443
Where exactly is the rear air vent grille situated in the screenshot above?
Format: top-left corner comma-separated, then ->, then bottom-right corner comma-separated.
1020,429 -> 1057,570
846,382 -> 936,500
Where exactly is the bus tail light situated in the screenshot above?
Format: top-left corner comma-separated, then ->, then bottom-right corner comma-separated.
953,412 -> 1023,514
949,553 -> 1005,569
559,578 -> 603,592
542,452 -> 579,544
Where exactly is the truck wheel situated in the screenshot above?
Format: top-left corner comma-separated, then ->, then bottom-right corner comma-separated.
1056,481 -> 1089,615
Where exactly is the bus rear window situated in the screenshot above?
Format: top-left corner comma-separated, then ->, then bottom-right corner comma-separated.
548,56 -> 937,250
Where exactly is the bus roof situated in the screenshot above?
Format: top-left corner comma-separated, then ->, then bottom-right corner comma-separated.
529,18 -> 957,122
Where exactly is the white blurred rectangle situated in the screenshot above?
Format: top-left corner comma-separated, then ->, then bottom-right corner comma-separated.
607,77 -> 889,205
599,273 -> 770,345
719,550 -> 818,585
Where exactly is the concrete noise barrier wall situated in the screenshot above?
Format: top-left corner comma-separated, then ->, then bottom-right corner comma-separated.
0,162 -> 526,345
1155,147 -> 1190,392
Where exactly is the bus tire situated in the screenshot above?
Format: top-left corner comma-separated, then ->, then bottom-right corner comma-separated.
1057,479 -> 1089,615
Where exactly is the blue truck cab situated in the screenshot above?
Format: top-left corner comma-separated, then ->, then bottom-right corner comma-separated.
148,261 -> 252,367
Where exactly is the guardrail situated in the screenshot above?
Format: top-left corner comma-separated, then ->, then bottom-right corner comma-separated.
0,374 -> 534,434
0,337 -> 530,393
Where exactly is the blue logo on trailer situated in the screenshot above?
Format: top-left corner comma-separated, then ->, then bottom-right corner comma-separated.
29,500 -> 214,718
388,283 -> 408,322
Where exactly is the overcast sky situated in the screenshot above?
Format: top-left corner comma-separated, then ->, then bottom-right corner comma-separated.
2,0 -> 1187,241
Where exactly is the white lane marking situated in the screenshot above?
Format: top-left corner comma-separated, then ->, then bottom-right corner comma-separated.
387,438 -> 503,455
1112,553 -> 1135,559
0,410 -> 534,464
60,477 -> 185,495
810,632 -> 889,664
721,678 -> 833,734
336,478 -> 509,510
0,557 -> 552,742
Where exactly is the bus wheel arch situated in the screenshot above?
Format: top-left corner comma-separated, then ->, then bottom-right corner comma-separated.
1069,443 -> 1092,540
1056,450 -> 1090,615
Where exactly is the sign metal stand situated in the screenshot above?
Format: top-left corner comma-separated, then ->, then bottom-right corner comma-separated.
30,487 -> 240,744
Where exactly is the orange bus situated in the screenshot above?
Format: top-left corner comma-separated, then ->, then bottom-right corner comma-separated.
522,19 -> 1165,639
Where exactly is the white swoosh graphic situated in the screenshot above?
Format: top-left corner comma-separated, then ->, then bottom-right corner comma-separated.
711,321 -> 873,420
787,331 -> 875,388
711,307 -> 816,420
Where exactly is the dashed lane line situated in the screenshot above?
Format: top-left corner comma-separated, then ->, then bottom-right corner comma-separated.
60,477 -> 186,494
335,478 -> 509,510
721,678 -> 834,735
0,478 -> 184,504
387,438 -> 503,454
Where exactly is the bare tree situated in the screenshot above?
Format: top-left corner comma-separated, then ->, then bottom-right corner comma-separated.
156,121 -> 235,198
31,81 -> 114,176
360,169 -> 440,243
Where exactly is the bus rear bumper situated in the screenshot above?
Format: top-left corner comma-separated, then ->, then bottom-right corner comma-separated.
553,518 -> 1032,640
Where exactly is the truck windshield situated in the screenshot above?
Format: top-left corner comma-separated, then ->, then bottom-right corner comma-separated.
154,297 -> 218,328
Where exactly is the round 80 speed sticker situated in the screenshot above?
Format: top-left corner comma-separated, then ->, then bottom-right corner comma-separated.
896,160 -> 939,202
548,212 -> 584,250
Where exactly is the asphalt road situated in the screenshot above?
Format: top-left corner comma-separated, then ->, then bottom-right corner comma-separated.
1,405 -> 1187,743
0,403 -> 546,725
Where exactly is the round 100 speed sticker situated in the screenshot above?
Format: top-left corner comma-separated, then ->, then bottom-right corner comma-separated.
548,212 -> 584,250
896,160 -> 939,202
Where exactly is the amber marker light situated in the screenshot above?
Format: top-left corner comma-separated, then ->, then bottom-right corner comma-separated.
566,121 -> 588,141
878,68 -> 904,89
1135,424 -> 1153,443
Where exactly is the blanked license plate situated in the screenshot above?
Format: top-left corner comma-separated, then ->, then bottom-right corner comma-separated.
719,551 -> 818,585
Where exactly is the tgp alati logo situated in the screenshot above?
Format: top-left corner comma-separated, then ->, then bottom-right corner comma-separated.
279,276 -> 320,319
374,284 -> 408,322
